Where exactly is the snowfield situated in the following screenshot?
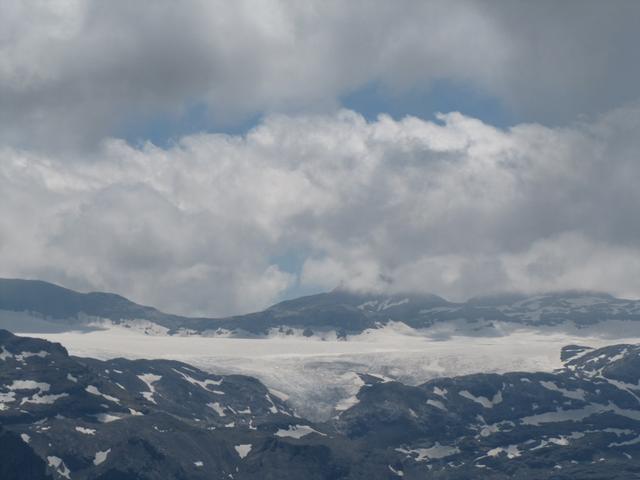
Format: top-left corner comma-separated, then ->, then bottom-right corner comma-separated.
24,321 -> 640,420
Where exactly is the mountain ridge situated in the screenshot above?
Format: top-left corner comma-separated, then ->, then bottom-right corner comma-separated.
4,329 -> 640,478
2,278 -> 640,337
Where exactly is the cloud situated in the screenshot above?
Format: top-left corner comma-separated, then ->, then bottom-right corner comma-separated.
1,0 -> 639,149
1,105 -> 640,315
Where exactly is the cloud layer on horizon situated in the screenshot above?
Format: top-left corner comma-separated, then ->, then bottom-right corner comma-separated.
2,106 -> 640,316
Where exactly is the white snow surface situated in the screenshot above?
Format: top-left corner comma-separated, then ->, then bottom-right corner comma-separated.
8,380 -> 50,391
207,402 -> 226,417
459,390 -> 503,408
397,443 -> 460,461
540,381 -> 586,401
85,385 -> 120,404
137,374 -> 162,404
93,449 -> 111,466
487,444 -> 521,458
388,465 -> 404,477
22,392 -> 68,405
75,426 -> 96,435
426,399 -> 447,411
20,321 -> 640,421
275,425 -> 325,439
172,368 -> 222,391
95,413 -> 122,423
47,456 -> 71,479
234,444 -> 252,459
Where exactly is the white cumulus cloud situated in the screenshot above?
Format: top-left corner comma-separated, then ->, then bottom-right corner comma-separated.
1,106 -> 640,315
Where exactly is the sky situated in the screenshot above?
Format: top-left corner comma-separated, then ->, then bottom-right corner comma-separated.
1,0 -> 640,317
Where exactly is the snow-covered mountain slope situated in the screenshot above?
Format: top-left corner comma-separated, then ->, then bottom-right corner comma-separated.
3,278 -> 640,338
4,329 -> 640,479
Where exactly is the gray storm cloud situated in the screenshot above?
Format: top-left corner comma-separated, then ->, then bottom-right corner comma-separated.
1,0 -> 639,149
1,107 -> 640,316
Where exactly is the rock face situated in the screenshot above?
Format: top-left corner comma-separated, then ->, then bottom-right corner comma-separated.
3,277 -> 640,337
0,278 -> 193,332
0,426 -> 51,479
0,329 -> 333,479
336,343 -> 640,479
3,329 -> 640,479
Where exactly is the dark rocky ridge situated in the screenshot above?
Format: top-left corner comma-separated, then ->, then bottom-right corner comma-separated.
3,330 -> 640,478
2,278 -> 640,337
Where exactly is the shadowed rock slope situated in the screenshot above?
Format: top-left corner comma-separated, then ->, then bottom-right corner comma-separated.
2,330 -> 640,478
